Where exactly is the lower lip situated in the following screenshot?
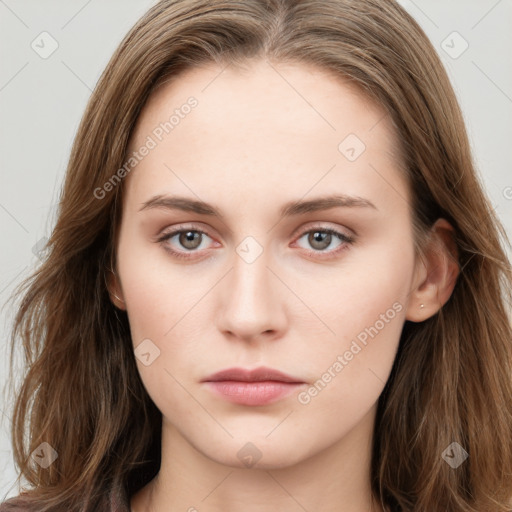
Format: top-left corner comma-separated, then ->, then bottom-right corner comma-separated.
203,380 -> 305,406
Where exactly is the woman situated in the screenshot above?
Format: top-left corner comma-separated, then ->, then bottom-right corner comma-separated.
2,0 -> 511,511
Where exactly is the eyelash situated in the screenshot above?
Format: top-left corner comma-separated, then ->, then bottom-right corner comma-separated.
156,224 -> 355,260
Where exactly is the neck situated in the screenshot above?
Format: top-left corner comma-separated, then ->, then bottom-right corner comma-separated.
131,406 -> 385,512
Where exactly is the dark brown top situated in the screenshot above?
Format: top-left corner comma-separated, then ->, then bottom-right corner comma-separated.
0,484 -> 131,511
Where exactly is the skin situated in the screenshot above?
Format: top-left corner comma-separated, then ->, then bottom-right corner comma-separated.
109,59 -> 459,512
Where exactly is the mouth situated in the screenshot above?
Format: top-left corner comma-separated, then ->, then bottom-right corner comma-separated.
201,366 -> 306,406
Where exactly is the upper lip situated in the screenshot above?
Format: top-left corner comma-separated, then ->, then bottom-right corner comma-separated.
202,366 -> 304,383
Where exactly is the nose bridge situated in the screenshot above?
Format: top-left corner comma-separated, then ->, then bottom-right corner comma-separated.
232,244 -> 270,300
216,238 -> 286,340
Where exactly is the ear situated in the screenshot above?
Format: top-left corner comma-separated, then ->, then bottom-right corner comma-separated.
106,268 -> 126,311
405,218 -> 460,322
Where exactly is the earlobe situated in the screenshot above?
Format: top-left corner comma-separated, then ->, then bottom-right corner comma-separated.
105,268 -> 126,310
405,218 -> 460,323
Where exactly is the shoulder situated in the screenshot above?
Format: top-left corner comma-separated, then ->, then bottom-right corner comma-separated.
0,494 -> 40,512
0,484 -> 130,512
0,499 -> 30,511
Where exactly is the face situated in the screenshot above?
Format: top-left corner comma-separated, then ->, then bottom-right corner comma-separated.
113,59 -> 419,468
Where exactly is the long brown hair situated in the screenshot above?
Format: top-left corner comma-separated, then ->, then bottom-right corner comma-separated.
3,0 -> 512,510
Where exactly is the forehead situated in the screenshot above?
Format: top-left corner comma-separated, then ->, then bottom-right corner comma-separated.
130,59 -> 396,146
123,59 -> 405,210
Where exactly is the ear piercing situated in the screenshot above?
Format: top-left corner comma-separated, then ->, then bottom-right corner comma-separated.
107,267 -> 124,304
112,292 -> 124,303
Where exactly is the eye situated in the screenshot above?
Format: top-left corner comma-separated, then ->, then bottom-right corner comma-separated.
156,224 -> 355,261
294,227 -> 354,256
156,226 -> 218,259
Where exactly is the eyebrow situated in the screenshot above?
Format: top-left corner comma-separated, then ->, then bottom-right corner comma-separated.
139,193 -> 377,217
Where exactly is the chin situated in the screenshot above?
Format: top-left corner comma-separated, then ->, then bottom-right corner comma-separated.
200,436 -> 312,470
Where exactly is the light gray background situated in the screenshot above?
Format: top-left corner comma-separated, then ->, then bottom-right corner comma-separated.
1,0 -> 511,499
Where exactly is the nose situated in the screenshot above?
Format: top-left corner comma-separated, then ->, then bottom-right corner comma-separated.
215,245 -> 288,343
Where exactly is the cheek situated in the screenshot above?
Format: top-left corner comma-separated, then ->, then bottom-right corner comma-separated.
117,230 -> 216,399
121,265 -> 209,418
293,235 -> 413,404
295,228 -> 414,342
117,225 -> 192,340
